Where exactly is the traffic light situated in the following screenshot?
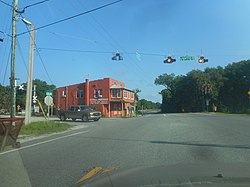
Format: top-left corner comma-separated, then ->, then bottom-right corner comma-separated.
198,56 -> 208,63
112,53 -> 123,60
164,56 -> 176,63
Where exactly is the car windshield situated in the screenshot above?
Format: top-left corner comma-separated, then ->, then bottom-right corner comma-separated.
1,0 -> 250,187
80,106 -> 94,111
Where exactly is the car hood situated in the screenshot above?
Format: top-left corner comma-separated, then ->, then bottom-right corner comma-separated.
80,163 -> 250,187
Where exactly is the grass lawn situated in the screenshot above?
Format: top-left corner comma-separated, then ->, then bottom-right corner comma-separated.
20,121 -> 71,135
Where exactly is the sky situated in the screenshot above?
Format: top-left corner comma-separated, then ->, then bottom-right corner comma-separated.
1,0 -> 250,103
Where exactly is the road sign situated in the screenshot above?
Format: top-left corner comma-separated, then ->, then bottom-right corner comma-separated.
33,95 -> 37,103
46,90 -> 53,96
44,96 -> 53,106
17,105 -> 21,111
180,56 -> 196,61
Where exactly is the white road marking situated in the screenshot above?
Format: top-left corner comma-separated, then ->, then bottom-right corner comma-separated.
0,130 -> 89,156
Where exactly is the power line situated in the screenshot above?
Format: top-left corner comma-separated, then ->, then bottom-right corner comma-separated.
35,47 -> 54,85
0,0 -> 13,8
16,39 -> 28,74
0,5 -> 13,84
0,30 -> 11,37
39,47 -> 113,54
73,1 -> 157,90
20,14 -> 54,85
37,47 -> 168,58
21,0 -> 49,10
0,0 -> 50,11
16,0 -> 123,37
2,46 -> 11,85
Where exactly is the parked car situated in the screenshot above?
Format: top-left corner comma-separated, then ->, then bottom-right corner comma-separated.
57,105 -> 101,122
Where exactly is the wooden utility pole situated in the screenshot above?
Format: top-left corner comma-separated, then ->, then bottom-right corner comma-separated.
24,24 -> 35,125
10,0 -> 19,118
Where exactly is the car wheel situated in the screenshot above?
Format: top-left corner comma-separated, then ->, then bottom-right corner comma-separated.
93,118 -> 99,122
60,115 -> 66,121
82,115 -> 88,122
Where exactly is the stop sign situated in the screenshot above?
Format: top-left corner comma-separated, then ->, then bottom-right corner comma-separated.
44,96 -> 53,106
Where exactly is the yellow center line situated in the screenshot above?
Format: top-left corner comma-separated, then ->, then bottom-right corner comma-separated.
76,166 -> 102,184
102,166 -> 116,173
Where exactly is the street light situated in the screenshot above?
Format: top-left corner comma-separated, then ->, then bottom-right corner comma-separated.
22,18 -> 32,26
22,18 -> 35,125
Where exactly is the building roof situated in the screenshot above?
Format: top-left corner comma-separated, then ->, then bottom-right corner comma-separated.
124,88 -> 135,92
110,84 -> 123,89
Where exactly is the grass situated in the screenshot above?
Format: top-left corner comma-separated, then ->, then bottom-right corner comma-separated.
213,112 -> 250,116
20,121 -> 71,135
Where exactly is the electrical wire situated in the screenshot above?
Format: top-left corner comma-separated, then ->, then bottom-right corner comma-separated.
73,1 -> 157,91
75,1 -> 158,89
16,39 -> 28,74
2,46 -> 11,85
20,14 -> 54,85
37,47 -> 165,56
35,46 -> 54,85
0,30 -> 11,37
0,0 -> 13,8
38,47 -> 113,54
16,0 -> 123,37
0,4 -> 13,84
21,0 -> 49,10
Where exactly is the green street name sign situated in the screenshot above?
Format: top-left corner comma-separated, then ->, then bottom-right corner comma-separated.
180,56 -> 196,61
46,90 -> 53,96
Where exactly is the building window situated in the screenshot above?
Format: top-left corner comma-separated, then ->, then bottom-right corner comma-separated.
77,90 -> 84,98
111,89 -> 121,98
94,89 -> 103,98
124,91 -> 127,98
114,104 -> 117,111
113,103 -> 121,111
131,92 -> 134,99
62,90 -> 66,97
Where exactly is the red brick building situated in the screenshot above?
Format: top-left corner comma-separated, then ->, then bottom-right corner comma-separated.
54,78 -> 135,117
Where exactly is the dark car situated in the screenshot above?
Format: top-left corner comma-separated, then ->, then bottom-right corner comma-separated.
57,105 -> 101,122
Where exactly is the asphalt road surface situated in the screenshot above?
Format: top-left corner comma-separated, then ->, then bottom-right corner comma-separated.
1,113 -> 250,187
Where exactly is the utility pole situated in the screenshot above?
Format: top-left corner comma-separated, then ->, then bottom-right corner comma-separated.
10,0 -> 19,118
24,24 -> 35,125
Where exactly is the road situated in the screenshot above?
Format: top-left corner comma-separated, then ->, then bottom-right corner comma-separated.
1,113 -> 250,187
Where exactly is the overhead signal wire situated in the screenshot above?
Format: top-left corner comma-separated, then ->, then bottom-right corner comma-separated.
2,46 -> 11,85
74,1 -> 158,88
16,39 -> 28,74
0,4 -> 13,84
72,1 -> 153,89
0,0 -> 13,8
16,0 -> 123,37
20,14 -> 54,85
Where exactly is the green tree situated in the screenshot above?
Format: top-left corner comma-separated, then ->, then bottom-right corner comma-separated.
155,73 -> 183,112
0,85 -> 10,112
219,60 -> 250,113
155,60 -> 249,114
16,79 -> 56,110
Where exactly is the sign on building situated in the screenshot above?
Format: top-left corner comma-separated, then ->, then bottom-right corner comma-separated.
90,98 -> 109,105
